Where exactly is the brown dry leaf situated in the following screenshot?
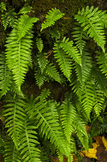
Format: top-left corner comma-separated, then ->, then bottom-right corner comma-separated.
49,156 -> 60,162
102,136 -> 107,150
73,153 -> 79,162
94,135 -> 103,145
81,147 -> 98,159
85,125 -> 92,133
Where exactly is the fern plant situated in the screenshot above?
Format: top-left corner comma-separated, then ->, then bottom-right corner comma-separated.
0,5 -> 107,162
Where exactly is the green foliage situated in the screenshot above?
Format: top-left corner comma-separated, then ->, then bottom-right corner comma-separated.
36,38 -> 43,52
0,2 -> 6,13
41,8 -> 65,31
5,14 -> 38,91
1,9 -> 17,30
75,6 -> 106,52
0,5 -> 107,162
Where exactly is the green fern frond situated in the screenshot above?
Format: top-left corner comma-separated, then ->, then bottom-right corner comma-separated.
46,63 -> 61,83
61,98 -> 76,143
41,8 -> 64,31
26,96 -> 69,157
3,96 -> 26,150
75,6 -> 106,52
37,53 -> 48,74
74,115 -> 88,151
75,49 -> 92,84
40,88 -> 51,101
5,29 -> 33,91
96,9 -> 107,28
53,41 -> 72,81
36,38 -> 43,52
79,81 -> 94,119
92,67 -> 107,96
19,122 -> 41,162
60,37 -> 82,66
17,14 -> 39,41
1,9 -> 17,30
96,51 -> 107,77
0,53 -> 12,98
93,87 -> 104,116
50,28 -> 60,40
18,6 -> 34,14
4,140 -> 22,162
72,26 -> 89,54
34,69 -> 47,88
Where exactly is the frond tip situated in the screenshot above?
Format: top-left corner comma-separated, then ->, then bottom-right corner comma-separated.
41,8 -> 65,31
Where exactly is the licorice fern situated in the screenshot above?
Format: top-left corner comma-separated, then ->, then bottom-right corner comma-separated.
1,5 -> 107,162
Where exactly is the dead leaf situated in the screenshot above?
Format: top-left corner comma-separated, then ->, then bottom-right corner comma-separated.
81,157 -> 91,162
49,156 -> 60,162
94,135 -> 103,145
102,136 -> 107,150
73,154 -> 79,162
81,147 -> 97,159
85,125 -> 92,133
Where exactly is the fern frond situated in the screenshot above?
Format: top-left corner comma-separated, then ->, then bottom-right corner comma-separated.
73,115 -> 88,151
75,49 -> 92,84
96,51 -> 107,77
92,67 -> 107,96
26,96 -> 70,157
40,88 -> 51,101
3,96 -> 26,150
96,9 -> 107,28
1,9 -> 17,30
18,6 -> 34,14
5,14 -> 39,90
4,140 -> 22,162
93,87 -> 104,116
72,26 -> 89,54
79,81 -> 94,119
37,53 -> 48,74
61,97 -> 76,143
36,38 -> 43,52
41,8 -> 64,31
34,69 -> 47,88
19,122 -> 41,162
75,6 -> 106,52
53,41 -> 72,81
0,53 -> 12,98
17,14 -> 39,41
46,63 -> 61,83
60,37 -> 82,66
5,29 -> 33,90
50,28 -> 60,40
